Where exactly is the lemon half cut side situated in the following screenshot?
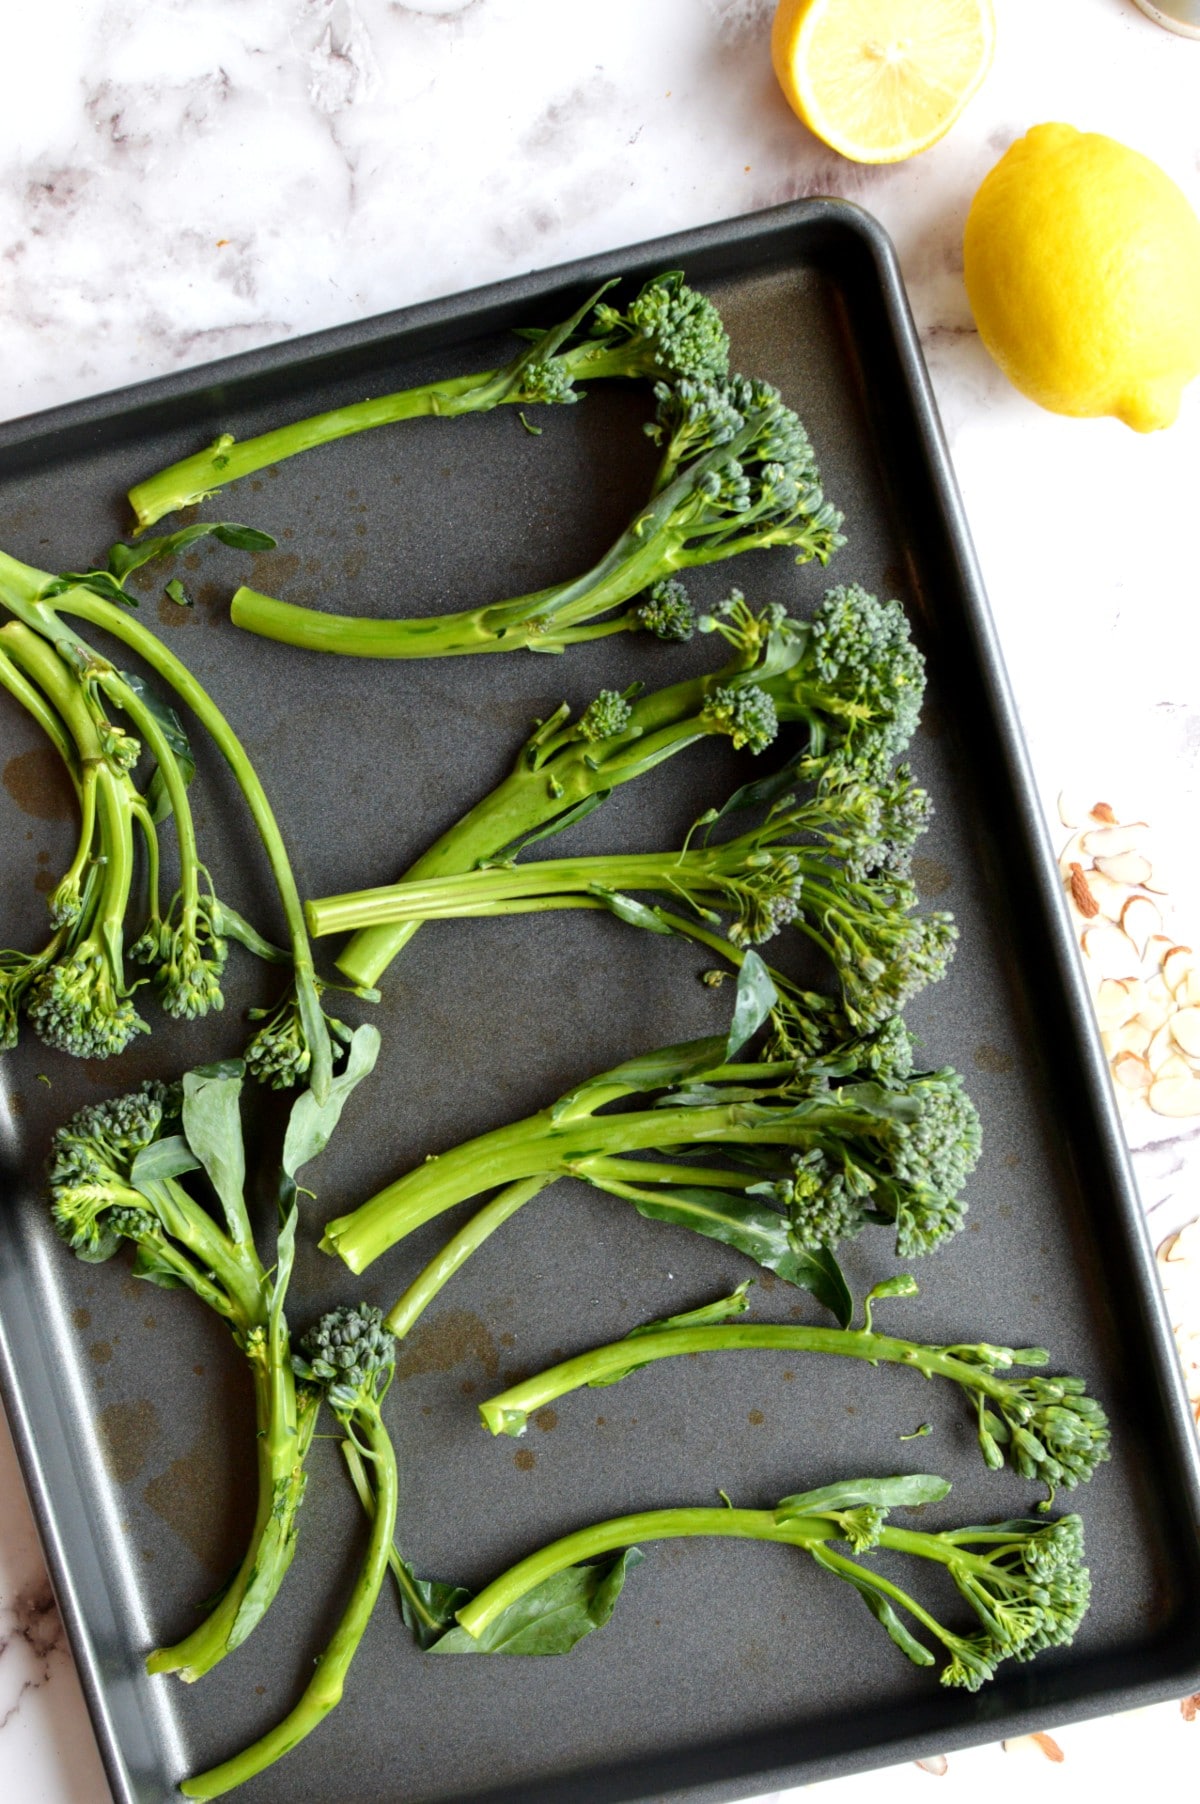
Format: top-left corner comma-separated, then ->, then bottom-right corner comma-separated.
771,0 -> 996,165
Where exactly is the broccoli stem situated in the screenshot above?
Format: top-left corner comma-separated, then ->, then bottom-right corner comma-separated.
322,1094 -> 871,1274
147,1363 -> 314,1681
385,1176 -> 554,1340
476,1324 -> 1032,1434
331,666 -> 730,990
127,372 -> 496,530
454,1505 -> 843,1640
0,632 -> 83,789
180,1408 -> 397,1800
49,591 -> 332,1101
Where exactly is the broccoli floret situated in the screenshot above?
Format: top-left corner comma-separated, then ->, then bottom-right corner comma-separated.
26,948 -> 148,1060
584,270 -> 730,385
478,1289 -> 1109,1500
785,584 -> 925,779
321,994 -> 980,1280
635,577 -> 696,642
578,688 -> 635,743
296,1302 -> 396,1412
0,539 -> 340,1098
701,682 -> 779,754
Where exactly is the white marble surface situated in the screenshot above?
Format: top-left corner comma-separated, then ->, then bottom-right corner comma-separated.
2,1 -> 1200,1800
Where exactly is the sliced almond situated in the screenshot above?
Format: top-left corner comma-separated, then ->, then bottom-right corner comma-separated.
1134,989 -> 1173,1036
1152,1051 -> 1195,1086
1146,1021 -> 1179,1073
1089,802 -> 1118,824
1093,850 -> 1154,887
1095,978 -> 1139,1032
1171,1008 -> 1200,1060
1057,790 -> 1084,829
1148,1073 -> 1200,1118
1177,968 -> 1200,1009
1164,946 -> 1197,995
1109,1021 -> 1152,1059
1143,935 -> 1177,976
1081,823 -> 1146,858
1084,869 -> 1133,923
1080,921 -> 1142,981
1112,1051 -> 1153,1093
1066,862 -> 1099,919
1120,894 -> 1162,958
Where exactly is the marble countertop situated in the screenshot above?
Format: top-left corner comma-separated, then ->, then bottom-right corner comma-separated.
2,1 -> 1199,1800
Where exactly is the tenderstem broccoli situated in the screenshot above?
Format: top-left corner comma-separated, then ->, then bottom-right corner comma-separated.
127,271 -> 732,530
228,375 -> 844,660
0,537 -> 350,1095
321,954 -> 981,1284
443,1473 -> 1091,1694
310,763 -> 956,1031
181,1304 -> 399,1799
48,1031 -> 378,1681
327,584 -> 925,992
477,1279 -> 1110,1501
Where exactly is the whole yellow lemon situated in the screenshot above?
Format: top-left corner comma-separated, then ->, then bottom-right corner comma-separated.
963,123 -> 1200,431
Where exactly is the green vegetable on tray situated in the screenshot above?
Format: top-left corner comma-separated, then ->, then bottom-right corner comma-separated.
326,582 -> 925,993
0,528 -> 362,1096
46,1028 -> 378,1681
227,373 -> 844,659
476,1277 -> 1111,1502
310,760 -> 956,1034
321,953 -> 983,1301
127,271 -> 733,531
434,1474 -> 1091,1694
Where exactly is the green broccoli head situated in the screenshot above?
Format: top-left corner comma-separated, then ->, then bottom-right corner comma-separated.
939,1513 -> 1090,1690
591,271 -> 730,384
793,585 -> 926,779
48,1081 -> 177,1260
974,1371 -> 1111,1495
294,1303 -> 396,1415
25,948 -> 148,1059
578,688 -> 635,743
636,577 -> 696,642
884,1069 -> 981,1257
702,682 -> 779,754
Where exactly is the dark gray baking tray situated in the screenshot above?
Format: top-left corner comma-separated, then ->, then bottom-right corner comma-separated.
2,199 -> 1200,1804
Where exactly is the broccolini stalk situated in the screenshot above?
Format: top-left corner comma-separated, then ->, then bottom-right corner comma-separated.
181,1305 -> 399,1799
229,375 -> 843,659
128,271 -> 731,530
445,1474 -> 1091,1694
331,584 -> 923,992
0,540 -> 339,1097
312,764 -> 956,1030
1,623 -> 153,1057
478,1279 -> 1111,1500
48,1031 -> 379,1680
322,955 -> 981,1287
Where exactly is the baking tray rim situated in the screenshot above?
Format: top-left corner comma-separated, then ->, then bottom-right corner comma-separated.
2,195 -> 1199,1804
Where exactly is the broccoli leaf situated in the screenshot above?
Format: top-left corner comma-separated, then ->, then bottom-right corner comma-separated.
279,1023 -> 381,1212
181,1064 -> 250,1248
777,1476 -> 950,1517
431,1549 -> 642,1655
107,522 -> 277,583
808,1544 -> 936,1666
609,1182 -> 853,1325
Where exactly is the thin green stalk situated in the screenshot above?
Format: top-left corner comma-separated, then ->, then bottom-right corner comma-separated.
181,1412 -> 397,1800
339,1438 -> 444,1640
385,1177 -> 554,1339
322,1095 -> 856,1274
50,590 -> 332,1101
455,1506 -> 833,1639
476,1324 -> 1023,1436
0,634 -> 82,790
127,371 -> 492,529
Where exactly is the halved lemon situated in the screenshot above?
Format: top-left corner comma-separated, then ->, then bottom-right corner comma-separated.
771,0 -> 996,165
